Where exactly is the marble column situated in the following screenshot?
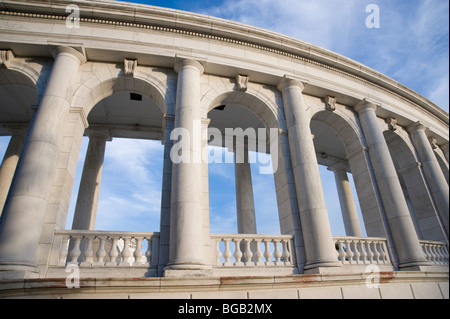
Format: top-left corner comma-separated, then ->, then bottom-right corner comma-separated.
354,99 -> 429,269
0,129 -> 27,215
407,122 -> 449,236
71,129 -> 111,230
328,163 -> 363,237
277,76 -> 341,271
0,46 -> 85,272
165,58 -> 209,275
234,145 -> 257,234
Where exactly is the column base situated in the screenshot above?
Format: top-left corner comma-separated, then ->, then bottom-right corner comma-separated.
303,261 -> 343,275
163,263 -> 212,278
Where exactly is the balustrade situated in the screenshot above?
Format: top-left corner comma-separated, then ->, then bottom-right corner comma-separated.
211,234 -> 294,267
54,230 -> 160,267
420,240 -> 449,265
333,236 -> 390,265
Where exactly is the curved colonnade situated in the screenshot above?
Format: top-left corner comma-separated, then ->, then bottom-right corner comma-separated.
0,0 -> 448,297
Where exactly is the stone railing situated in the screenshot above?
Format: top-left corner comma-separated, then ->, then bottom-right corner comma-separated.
420,240 -> 449,265
53,230 -> 160,267
333,236 -> 391,265
210,234 -> 295,267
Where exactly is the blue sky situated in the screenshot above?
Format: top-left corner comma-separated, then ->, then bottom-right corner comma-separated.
1,0 -> 448,237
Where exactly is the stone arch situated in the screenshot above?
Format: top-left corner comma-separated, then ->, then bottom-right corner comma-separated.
309,108 -> 387,238
202,81 -> 284,131
203,84 -> 286,236
384,129 -> 446,241
71,64 -> 173,118
0,66 -> 39,123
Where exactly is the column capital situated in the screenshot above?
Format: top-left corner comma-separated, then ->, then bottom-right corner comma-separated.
51,45 -> 87,64
0,50 -> 15,69
85,127 -> 112,141
277,75 -> 308,92
353,98 -> 379,114
327,162 -> 349,173
174,56 -> 205,75
407,121 -> 427,133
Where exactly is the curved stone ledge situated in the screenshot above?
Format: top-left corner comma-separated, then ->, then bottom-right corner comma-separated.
0,271 -> 448,299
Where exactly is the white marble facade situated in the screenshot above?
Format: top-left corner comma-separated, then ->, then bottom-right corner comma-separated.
0,0 -> 448,289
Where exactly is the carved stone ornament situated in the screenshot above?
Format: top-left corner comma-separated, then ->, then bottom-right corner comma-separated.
386,117 -> 397,131
236,74 -> 249,92
0,50 -> 15,69
324,95 -> 336,111
124,58 -> 137,76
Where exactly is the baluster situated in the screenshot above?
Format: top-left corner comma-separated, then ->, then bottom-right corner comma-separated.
106,236 -> 119,266
337,240 -> 347,264
380,241 -> 390,264
430,244 -> 439,264
353,240 -> 361,264
223,238 -> 233,266
243,239 -> 253,266
80,236 -> 94,266
145,237 -> 152,266
233,238 -> 243,266
69,236 -> 82,264
435,245 -> 445,265
345,239 -> 354,264
254,239 -> 264,266
359,241 -> 368,264
263,239 -> 273,266
273,239 -> 282,265
58,235 -> 70,266
281,239 -> 291,265
133,237 -> 144,266
366,240 -> 375,264
120,237 -> 132,266
441,246 -> 449,265
372,241 -> 381,263
95,236 -> 107,266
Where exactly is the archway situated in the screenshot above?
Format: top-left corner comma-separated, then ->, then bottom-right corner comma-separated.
310,111 -> 366,237
0,68 -> 38,213
384,130 -> 446,242
206,90 -> 280,235
67,73 -> 166,233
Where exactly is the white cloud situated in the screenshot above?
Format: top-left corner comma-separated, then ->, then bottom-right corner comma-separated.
202,0 -> 449,112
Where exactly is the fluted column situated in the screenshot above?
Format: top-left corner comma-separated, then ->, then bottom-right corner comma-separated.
0,129 -> 27,215
354,99 -> 429,269
277,76 -> 341,271
328,162 -> 363,237
71,128 -> 111,230
165,58 -> 209,275
0,46 -> 85,272
234,145 -> 257,234
407,122 -> 449,236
